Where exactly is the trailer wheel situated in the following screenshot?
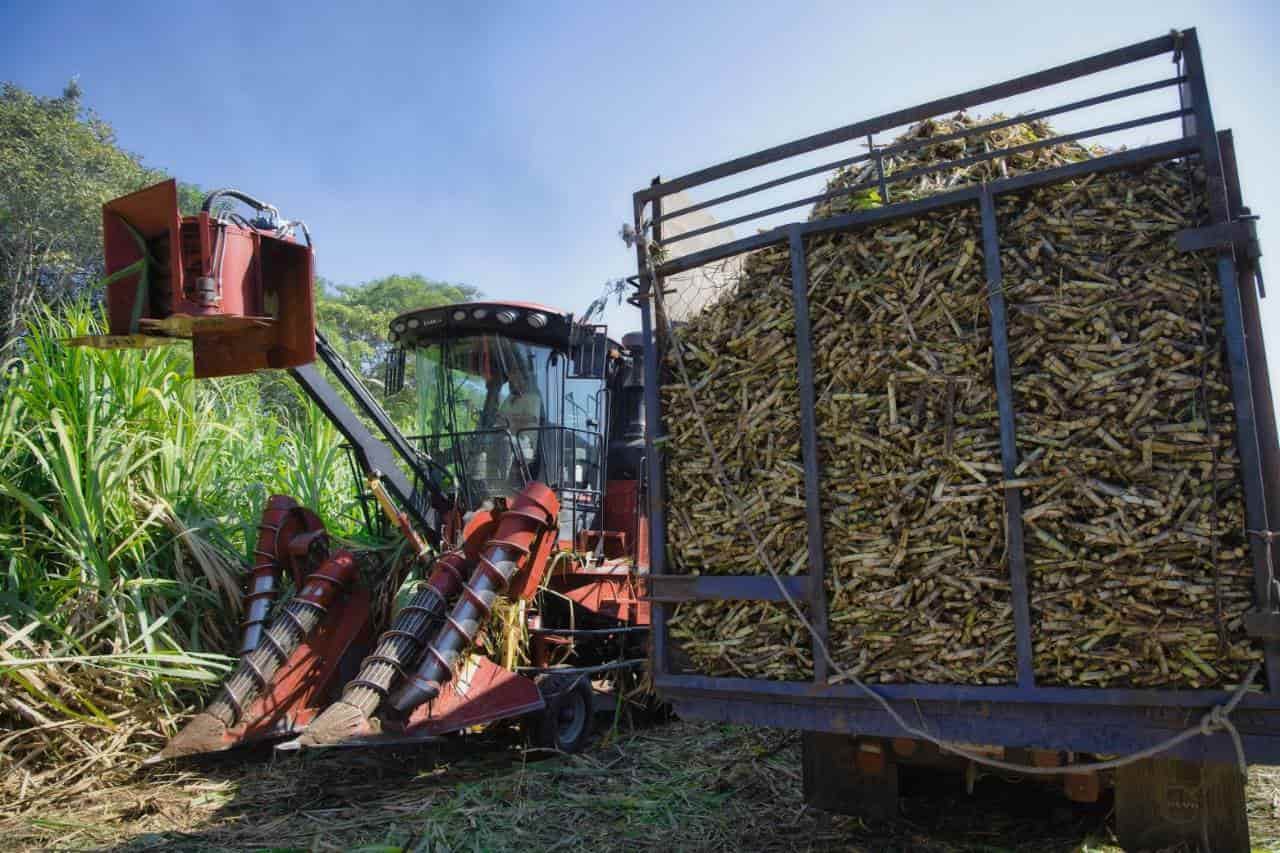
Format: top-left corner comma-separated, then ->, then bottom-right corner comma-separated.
527,674 -> 594,754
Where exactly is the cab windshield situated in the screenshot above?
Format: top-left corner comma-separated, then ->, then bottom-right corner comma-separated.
415,333 -> 563,508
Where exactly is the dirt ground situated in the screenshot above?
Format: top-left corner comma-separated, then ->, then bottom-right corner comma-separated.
4,719 -> 1279,852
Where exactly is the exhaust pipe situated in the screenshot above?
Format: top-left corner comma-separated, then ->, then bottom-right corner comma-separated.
386,483 -> 558,715
151,551 -> 359,761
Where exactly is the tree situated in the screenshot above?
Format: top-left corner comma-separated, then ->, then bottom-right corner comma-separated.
315,274 -> 480,429
0,83 -> 163,350
317,273 -> 478,376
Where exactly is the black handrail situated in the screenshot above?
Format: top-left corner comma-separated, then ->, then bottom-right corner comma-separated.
290,334 -> 449,544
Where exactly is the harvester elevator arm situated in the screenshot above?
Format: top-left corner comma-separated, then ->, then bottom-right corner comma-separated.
290,332 -> 448,545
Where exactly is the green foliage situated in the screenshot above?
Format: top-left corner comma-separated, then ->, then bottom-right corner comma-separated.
0,81 -> 205,352
0,305 -> 366,759
316,273 -> 479,427
317,273 -> 477,372
0,82 -> 152,350
175,182 -> 206,216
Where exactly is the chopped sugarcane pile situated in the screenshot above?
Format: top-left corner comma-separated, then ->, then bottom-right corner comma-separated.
998,168 -> 1255,686
663,114 -> 1261,688
661,242 -> 815,680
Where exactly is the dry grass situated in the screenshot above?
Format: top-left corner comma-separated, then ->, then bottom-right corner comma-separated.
4,718 -> 1280,852
0,618 -> 232,802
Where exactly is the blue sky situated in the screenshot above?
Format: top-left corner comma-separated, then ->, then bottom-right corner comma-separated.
2,0 -> 1278,415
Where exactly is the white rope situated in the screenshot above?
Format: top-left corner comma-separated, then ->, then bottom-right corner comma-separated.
1248,529 -> 1279,610
647,255 -> 1261,779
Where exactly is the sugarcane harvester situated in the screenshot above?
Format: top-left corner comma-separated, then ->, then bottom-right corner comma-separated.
73,179 -> 651,759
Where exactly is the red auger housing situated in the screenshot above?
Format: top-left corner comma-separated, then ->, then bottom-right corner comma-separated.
79,179 -> 316,378
388,483 -> 561,713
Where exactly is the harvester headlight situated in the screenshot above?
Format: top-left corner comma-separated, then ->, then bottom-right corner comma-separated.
496,310 -> 517,324
407,318 -> 420,329
393,322 -> 406,333
527,312 -> 548,329
453,310 -> 467,321
472,308 -> 488,319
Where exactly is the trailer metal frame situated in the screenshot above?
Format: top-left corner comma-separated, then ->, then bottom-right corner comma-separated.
633,28 -> 1280,764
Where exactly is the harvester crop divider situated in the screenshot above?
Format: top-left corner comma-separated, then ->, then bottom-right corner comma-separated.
387,657 -> 545,743
235,584 -> 374,742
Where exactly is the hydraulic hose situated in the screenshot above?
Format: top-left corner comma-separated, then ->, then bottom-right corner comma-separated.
387,483 -> 559,715
201,188 -> 279,217
154,552 -> 359,760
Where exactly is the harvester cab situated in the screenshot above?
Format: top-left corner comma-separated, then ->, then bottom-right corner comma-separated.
385,301 -> 648,558
74,180 -> 650,761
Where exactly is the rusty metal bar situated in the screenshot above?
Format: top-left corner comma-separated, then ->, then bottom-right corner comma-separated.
656,138 -> 1198,279
639,32 -> 1176,201
979,187 -> 1035,689
789,226 -> 830,683
646,574 -> 811,604
663,108 -> 1189,248
636,180 -> 671,678
1180,30 -> 1280,691
658,74 -> 1186,226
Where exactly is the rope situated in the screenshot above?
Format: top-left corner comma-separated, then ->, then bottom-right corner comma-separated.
1248,529 -> 1280,610
645,245 -> 1261,779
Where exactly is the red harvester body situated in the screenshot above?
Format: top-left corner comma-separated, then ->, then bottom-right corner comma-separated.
80,181 -> 652,762
84,179 -> 315,377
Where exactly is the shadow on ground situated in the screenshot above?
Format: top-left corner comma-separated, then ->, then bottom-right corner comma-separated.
5,718 -> 1179,852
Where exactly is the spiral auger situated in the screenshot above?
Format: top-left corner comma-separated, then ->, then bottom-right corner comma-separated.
239,496 -> 326,655
387,483 -> 559,715
291,548 -> 474,746
151,551 -> 360,761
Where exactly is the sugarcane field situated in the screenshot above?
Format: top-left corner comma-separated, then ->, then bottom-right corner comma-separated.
4,5 -> 1280,853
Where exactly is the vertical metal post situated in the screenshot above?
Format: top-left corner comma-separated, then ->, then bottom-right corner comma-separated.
1181,30 -> 1280,690
1219,131 -> 1280,625
1178,31 -> 1228,224
869,133 -> 890,205
635,181 -> 669,677
788,225 -> 830,683
978,188 -> 1035,689
1215,249 -> 1280,689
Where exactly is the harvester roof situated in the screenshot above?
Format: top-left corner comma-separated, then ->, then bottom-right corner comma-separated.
389,301 -> 573,349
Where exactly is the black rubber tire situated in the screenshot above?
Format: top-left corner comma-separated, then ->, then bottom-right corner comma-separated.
528,674 -> 594,754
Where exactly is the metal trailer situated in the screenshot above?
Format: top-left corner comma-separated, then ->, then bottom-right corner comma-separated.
632,28 -> 1280,849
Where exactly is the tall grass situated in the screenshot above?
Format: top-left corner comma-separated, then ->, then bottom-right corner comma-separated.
0,304 -> 363,791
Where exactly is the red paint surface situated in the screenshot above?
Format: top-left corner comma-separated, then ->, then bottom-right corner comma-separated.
233,584 -> 374,744
402,655 -> 543,736
99,179 -> 316,378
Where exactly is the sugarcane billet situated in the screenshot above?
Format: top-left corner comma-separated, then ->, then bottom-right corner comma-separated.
663,113 -> 1261,689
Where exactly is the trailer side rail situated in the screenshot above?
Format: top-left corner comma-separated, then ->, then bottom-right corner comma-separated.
633,27 -> 1280,761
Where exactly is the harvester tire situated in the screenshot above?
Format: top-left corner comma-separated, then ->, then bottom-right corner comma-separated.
528,673 -> 593,754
